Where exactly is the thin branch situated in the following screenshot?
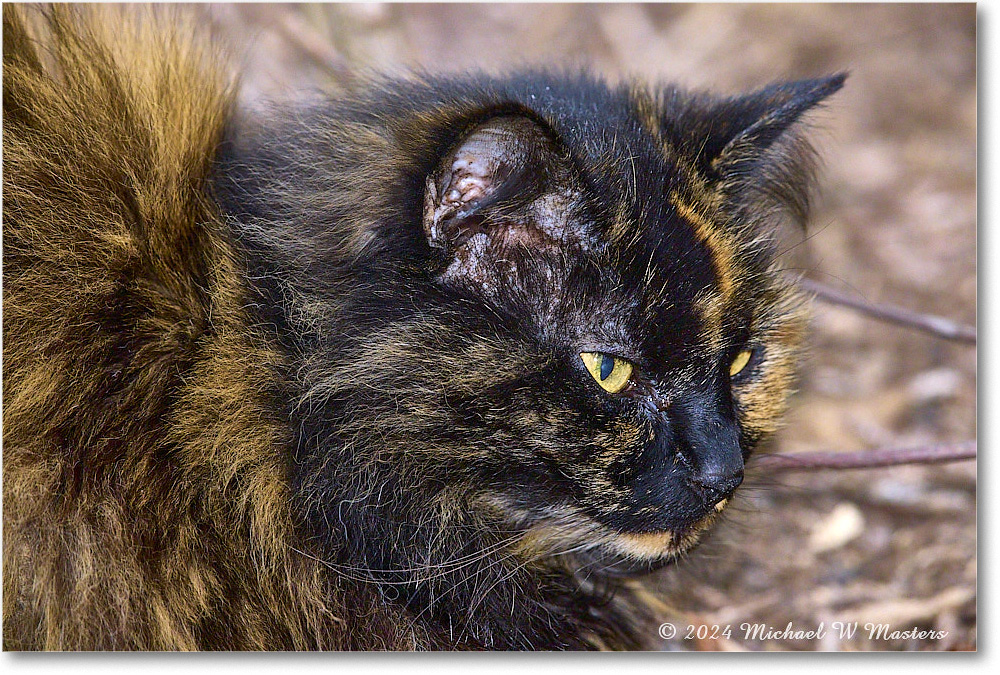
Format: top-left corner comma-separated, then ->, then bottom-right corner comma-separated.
755,440 -> 976,473
797,277 -> 977,344
270,7 -> 353,86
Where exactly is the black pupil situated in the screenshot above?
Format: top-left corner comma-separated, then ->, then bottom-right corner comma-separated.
599,354 -> 614,381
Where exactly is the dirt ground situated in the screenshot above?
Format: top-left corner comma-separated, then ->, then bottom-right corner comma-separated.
203,3 -> 977,652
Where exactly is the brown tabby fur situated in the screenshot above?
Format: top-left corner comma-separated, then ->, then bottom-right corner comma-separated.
3,5 -> 337,649
1,5 -> 644,650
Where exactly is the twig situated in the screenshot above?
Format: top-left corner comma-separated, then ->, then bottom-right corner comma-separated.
270,7 -> 353,86
797,277 -> 977,344
755,440 -> 976,472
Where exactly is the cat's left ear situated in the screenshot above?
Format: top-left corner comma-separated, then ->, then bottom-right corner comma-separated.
692,73 -> 847,179
422,115 -> 590,288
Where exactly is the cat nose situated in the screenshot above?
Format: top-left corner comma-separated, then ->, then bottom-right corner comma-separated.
671,395 -> 745,508
686,468 -> 743,508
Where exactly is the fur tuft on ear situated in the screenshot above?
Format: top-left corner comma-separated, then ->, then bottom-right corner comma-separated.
422,115 -> 590,290
664,74 -> 845,180
664,73 -> 846,229
711,73 -> 847,176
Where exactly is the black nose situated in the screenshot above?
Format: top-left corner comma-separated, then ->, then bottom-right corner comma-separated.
670,394 -> 745,508
686,469 -> 744,507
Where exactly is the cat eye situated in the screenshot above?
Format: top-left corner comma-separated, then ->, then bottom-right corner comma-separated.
580,352 -> 633,394
729,349 -> 755,379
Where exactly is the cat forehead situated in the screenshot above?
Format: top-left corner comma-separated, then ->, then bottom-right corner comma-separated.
562,87 -> 765,339
504,79 -> 748,296
554,128 -> 741,345
564,251 -> 734,359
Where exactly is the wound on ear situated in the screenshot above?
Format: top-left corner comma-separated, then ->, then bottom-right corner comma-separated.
422,116 -> 592,291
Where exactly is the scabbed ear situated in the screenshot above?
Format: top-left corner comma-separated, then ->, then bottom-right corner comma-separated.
422,116 -> 590,290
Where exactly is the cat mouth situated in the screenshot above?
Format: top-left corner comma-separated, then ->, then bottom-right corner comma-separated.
562,513 -> 721,578
608,505 -> 724,561
498,497 -> 729,578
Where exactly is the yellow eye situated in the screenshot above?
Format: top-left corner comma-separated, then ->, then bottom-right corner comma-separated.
580,352 -> 633,394
729,349 -> 753,378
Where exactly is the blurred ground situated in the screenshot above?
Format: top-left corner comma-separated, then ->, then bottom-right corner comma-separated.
202,3 -> 977,652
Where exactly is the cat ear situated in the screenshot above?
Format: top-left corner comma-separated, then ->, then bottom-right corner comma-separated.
690,74 -> 846,178
422,115 -> 589,287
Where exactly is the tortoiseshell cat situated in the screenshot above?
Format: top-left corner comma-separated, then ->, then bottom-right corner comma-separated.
3,6 -> 842,650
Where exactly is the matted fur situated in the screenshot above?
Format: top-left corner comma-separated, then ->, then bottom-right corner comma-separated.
3,5 -> 840,650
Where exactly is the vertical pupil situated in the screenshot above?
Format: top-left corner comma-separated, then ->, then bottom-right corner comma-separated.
599,354 -> 614,381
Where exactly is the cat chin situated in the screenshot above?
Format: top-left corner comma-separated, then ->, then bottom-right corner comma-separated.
608,497 -> 730,561
564,512 -> 722,578
488,496 -> 726,577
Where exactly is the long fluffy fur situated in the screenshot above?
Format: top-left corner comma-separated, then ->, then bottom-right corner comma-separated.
3,5 -> 333,649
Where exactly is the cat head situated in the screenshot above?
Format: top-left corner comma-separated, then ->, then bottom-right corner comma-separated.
236,71 -> 844,576
403,74 -> 841,570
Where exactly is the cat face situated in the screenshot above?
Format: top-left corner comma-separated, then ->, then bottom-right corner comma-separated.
241,72 -> 843,578
406,77 -> 837,570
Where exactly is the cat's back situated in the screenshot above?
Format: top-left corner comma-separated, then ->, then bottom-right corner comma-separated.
2,3 -> 232,400
1,6 -> 304,650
